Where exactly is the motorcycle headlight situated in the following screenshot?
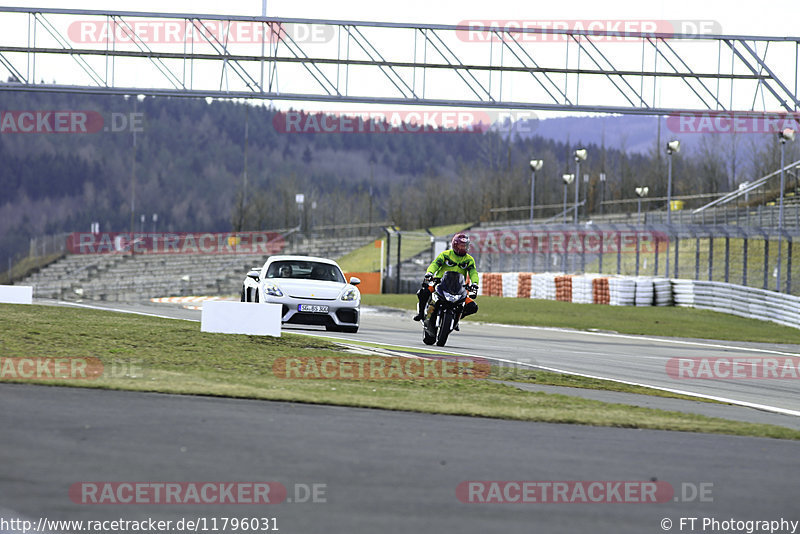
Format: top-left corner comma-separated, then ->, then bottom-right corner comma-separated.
341,286 -> 360,301
443,291 -> 460,302
263,282 -> 283,297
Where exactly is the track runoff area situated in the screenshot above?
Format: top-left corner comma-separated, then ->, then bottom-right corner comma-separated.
51,298 -> 800,421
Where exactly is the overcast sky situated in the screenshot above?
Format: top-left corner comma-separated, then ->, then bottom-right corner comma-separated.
6,0 -> 796,36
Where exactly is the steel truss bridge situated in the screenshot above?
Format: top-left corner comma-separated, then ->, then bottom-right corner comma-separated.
0,6 -> 799,117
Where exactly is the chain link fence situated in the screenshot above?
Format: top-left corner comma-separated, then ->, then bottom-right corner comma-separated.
0,233 -> 70,284
468,223 -> 800,296
18,222 -> 800,298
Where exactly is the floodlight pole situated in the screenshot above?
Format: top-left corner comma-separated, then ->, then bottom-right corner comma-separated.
561,174 -> 573,223
667,153 -> 673,225
599,173 -> 606,215
573,149 -> 587,224
530,168 -> 536,223
637,196 -> 643,223
529,160 -> 543,223
777,133 -> 788,291
635,187 -> 648,224
666,140 -> 679,226
574,159 -> 581,224
779,138 -> 787,234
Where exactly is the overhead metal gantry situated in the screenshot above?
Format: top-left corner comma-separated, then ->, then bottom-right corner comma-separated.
0,6 -> 799,116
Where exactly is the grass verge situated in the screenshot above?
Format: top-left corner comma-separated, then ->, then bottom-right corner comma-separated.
1,304 -> 798,439
321,336 -> 722,404
362,294 -> 800,344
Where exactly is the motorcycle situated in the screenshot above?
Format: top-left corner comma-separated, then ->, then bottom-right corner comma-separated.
422,271 -> 474,347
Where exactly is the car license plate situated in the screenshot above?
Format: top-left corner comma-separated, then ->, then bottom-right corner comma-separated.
298,304 -> 329,313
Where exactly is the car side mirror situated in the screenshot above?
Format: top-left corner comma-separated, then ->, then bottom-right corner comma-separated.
247,270 -> 260,281
349,277 -> 361,285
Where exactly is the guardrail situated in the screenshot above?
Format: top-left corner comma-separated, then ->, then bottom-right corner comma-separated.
672,279 -> 800,329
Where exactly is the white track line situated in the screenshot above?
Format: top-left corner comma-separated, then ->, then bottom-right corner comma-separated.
300,333 -> 800,417
56,301 -> 197,321
483,321 -> 800,358
369,307 -> 800,357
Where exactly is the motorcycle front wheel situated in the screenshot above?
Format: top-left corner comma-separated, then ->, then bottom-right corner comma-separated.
436,311 -> 453,347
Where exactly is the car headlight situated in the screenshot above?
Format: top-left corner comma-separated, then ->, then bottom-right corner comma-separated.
341,287 -> 360,301
263,282 -> 283,297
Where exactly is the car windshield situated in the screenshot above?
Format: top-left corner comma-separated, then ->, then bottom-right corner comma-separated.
266,260 -> 345,283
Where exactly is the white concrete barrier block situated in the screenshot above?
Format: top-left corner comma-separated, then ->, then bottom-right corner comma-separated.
201,301 -> 282,337
0,285 -> 32,304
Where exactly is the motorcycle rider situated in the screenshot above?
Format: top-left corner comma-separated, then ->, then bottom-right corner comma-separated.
413,232 -> 479,328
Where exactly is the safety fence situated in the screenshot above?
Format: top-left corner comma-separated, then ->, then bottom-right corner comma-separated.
381,226 -> 475,292
477,272 -> 800,330
469,223 -> 800,296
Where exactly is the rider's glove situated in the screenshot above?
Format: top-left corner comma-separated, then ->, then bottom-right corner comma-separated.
468,284 -> 479,295
424,272 -> 434,282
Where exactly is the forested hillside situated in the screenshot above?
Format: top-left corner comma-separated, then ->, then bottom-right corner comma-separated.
0,91 -> 793,266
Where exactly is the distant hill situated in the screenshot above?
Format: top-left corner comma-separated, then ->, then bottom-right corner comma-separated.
525,115 -> 664,154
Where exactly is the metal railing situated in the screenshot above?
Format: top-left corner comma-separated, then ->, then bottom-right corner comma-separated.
468,222 -> 800,295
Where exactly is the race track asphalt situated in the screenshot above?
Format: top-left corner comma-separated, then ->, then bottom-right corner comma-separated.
0,383 -> 798,534
1,299 -> 796,534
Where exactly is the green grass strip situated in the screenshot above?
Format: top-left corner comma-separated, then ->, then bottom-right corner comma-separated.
1,304 -> 797,440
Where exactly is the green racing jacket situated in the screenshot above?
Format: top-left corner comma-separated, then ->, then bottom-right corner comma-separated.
426,249 -> 479,286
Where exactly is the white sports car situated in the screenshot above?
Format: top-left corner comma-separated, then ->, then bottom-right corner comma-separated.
241,255 -> 361,333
